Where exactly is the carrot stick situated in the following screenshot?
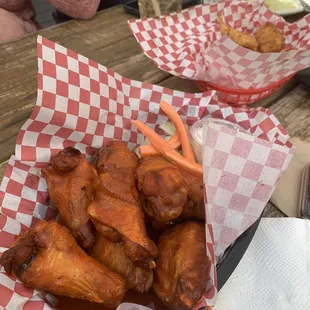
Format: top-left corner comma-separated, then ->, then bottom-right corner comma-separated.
160,101 -> 196,163
138,145 -> 159,157
132,120 -> 202,176
139,133 -> 181,157
133,120 -> 173,150
161,147 -> 203,176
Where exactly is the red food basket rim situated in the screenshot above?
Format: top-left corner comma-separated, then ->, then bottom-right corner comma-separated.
197,74 -> 294,95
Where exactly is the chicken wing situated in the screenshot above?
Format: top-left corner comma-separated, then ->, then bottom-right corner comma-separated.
42,147 -> 97,249
88,173 -> 158,268
181,177 -> 205,221
88,141 -> 158,267
94,140 -> 139,173
219,14 -> 258,51
94,141 -> 141,208
136,157 -> 189,223
0,221 -> 126,307
153,221 -> 209,310
255,23 -> 285,53
90,234 -> 153,293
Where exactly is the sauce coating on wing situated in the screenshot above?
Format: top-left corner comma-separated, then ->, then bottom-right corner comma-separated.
88,141 -> 158,268
0,221 -> 126,307
90,234 -> 154,293
153,221 -> 209,310
136,157 -> 189,223
42,147 -> 97,249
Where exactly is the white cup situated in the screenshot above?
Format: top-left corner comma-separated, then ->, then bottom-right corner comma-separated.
190,117 -> 248,164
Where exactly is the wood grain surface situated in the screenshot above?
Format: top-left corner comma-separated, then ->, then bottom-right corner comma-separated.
138,0 -> 182,17
269,84 -> 310,142
0,161 -> 7,183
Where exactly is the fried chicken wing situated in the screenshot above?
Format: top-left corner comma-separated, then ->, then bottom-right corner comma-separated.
88,142 -> 158,267
94,141 -> 141,208
92,218 -> 122,242
90,234 -> 153,293
228,28 -> 258,51
255,23 -> 285,53
88,173 -> 158,267
42,147 -> 97,249
148,176 -> 205,226
94,140 -> 139,173
182,178 -> 205,221
153,221 -> 209,310
136,157 -> 189,223
0,221 -> 126,307
219,14 -> 258,51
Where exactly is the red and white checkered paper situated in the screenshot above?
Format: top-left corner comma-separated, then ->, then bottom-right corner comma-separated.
202,119 -> 294,256
0,36 -> 293,309
128,0 -> 310,90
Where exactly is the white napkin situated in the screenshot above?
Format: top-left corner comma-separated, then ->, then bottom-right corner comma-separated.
214,218 -> 310,310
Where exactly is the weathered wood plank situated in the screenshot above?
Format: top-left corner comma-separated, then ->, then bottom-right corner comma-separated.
159,76 -> 199,93
0,160 -> 8,182
269,84 -> 310,141
252,78 -> 299,108
0,6 -> 133,61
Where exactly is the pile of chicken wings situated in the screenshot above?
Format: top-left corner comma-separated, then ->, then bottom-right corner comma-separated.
1,141 -> 209,310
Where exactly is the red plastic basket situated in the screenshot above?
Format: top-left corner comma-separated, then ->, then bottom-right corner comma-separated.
196,75 -> 294,106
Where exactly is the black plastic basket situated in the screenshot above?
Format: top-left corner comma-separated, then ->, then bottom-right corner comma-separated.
197,214 -> 262,309
216,215 -> 262,291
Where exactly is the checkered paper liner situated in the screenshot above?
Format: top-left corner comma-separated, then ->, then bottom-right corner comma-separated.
0,36 -> 293,309
128,0 -> 310,90
203,121 -> 295,257
117,303 -> 156,310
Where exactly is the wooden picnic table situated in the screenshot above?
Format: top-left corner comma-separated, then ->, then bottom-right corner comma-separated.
0,5 -> 309,217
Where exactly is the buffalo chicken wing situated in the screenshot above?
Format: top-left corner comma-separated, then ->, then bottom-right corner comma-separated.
136,157 -> 189,223
42,147 -> 97,249
94,140 -> 139,173
182,177 -> 205,221
0,221 -> 126,307
153,221 -> 209,310
88,173 -> 158,268
90,234 -> 153,293
88,142 -> 158,267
